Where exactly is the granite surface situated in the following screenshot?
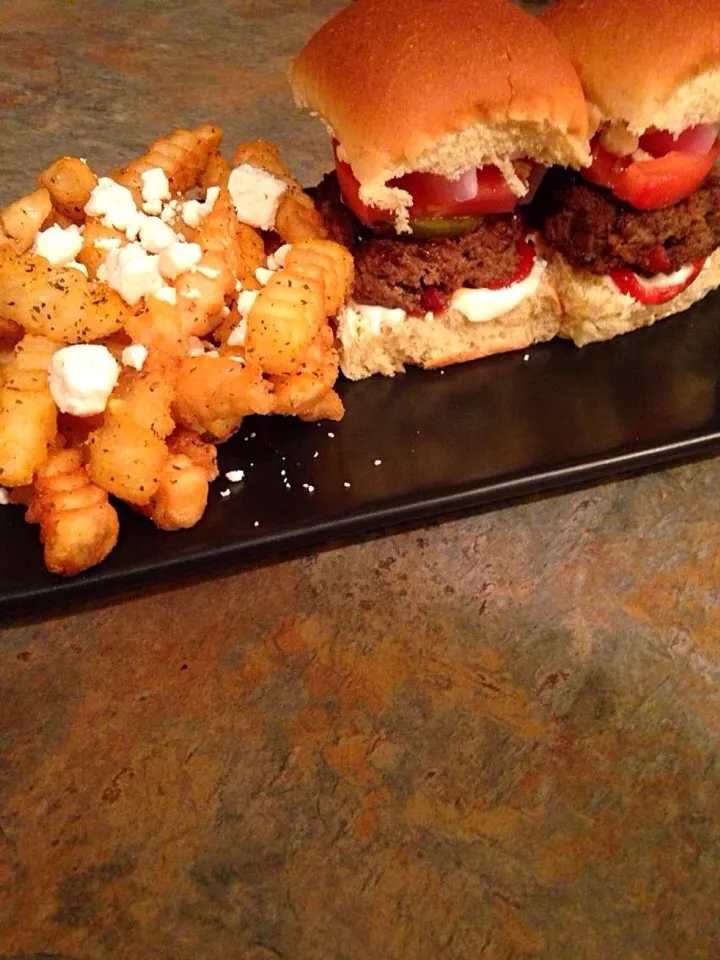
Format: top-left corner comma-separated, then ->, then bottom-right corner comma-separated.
1,2 -> 720,958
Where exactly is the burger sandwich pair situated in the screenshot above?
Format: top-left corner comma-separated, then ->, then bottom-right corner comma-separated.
290,0 -> 720,378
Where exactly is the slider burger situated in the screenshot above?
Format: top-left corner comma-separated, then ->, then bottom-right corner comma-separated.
536,0 -> 720,346
289,0 -> 589,379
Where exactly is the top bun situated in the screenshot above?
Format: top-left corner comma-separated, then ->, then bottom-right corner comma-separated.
542,0 -> 720,135
290,0 -> 589,228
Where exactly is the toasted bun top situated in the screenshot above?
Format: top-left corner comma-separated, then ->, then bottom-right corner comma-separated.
541,0 -> 720,134
290,0 -> 589,227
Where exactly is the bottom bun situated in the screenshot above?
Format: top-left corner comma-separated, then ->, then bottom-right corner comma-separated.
336,272 -> 561,380
550,249 -> 720,347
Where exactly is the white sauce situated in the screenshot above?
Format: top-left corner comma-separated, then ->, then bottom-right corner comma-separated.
605,262 -> 698,295
450,258 -> 546,323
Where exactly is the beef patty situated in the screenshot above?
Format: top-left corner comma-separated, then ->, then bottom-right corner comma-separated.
536,168 -> 720,276
313,173 -> 524,314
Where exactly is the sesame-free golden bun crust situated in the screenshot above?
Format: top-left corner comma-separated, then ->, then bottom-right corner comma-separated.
541,0 -> 720,134
290,0 -> 589,225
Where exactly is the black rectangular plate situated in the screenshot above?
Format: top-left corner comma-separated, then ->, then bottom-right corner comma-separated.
2,290 -> 720,617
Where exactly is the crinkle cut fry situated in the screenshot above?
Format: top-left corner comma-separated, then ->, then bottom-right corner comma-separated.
0,334 -> 58,487
138,431 -> 218,531
0,188 -> 52,254
176,187 -> 265,338
173,354 -> 272,442
86,356 -> 176,506
38,157 -> 98,225
114,124 -> 224,200
0,253 -> 128,343
26,448 -> 119,576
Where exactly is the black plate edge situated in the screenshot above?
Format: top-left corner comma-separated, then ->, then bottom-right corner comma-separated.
3,427 -> 718,620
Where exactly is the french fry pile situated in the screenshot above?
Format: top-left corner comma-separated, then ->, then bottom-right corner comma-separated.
0,125 -> 354,576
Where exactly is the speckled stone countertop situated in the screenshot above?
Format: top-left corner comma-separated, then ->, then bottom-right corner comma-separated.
2,2 -> 720,958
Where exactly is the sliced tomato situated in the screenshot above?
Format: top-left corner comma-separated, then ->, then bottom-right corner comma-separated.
582,139 -> 720,210
639,124 -> 719,158
609,257 -> 705,305
332,141 -> 544,226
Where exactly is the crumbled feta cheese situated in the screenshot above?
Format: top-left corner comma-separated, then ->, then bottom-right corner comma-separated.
219,489 -> 231,498
183,288 -> 202,301
48,344 -> 119,416
267,243 -> 292,270
228,164 -> 287,230
93,236 -> 123,251
181,185 -> 220,228
229,356 -> 244,364
343,482 -> 351,488
374,459 -> 382,466
187,337 -> 205,357
151,285 -> 177,305
85,177 -> 145,240
99,241 -> 164,305
204,350 -> 219,358
160,199 -> 180,224
221,305 -> 231,316
140,168 -> 170,214
139,216 -> 177,254
225,469 -> 245,483
121,343 -> 148,371
237,289 -> 258,316
255,266 -> 274,286
158,240 -> 202,280
0,488 -> 11,505
32,224 -> 84,266
327,432 -> 335,438
196,265 -> 220,280
226,318 -> 247,347
67,260 -> 88,277
235,277 -> 243,293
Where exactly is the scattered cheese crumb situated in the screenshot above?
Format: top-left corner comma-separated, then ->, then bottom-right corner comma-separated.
93,237 -> 123,251
327,432 -> 335,438
183,288 -> 203,301
255,266 -> 275,286
0,488 -> 11,505
32,223 -> 84,267
219,489 -> 231,498
225,470 -> 245,483
267,244 -> 292,270
228,163 -> 287,230
140,168 -> 171,216
121,343 -> 148,371
49,344 -> 119,416
343,482 -> 351,488
98,241 -> 164,305
196,265 -> 220,280
523,353 -> 530,361
139,216 -> 176,254
158,240 -> 202,280
181,186 -> 220,228
85,177 -> 145,240
151,285 -> 177,305
253,521 -> 259,527
67,260 -> 88,277
374,459 -> 382,466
